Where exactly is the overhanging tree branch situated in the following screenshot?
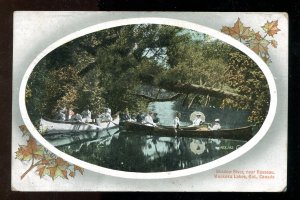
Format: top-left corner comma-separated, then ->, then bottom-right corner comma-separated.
139,74 -> 246,99
131,93 -> 182,102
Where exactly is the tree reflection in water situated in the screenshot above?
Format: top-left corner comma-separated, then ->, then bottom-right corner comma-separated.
57,128 -> 246,172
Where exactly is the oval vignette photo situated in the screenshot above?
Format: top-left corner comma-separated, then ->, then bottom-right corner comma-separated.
21,20 -> 275,177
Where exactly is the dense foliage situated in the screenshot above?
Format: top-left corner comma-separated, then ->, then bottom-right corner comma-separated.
26,24 -> 269,126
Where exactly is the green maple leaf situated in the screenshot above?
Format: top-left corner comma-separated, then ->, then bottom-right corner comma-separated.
261,55 -> 271,65
47,158 -> 69,180
249,38 -> 270,55
19,125 -> 30,136
48,166 -> 68,180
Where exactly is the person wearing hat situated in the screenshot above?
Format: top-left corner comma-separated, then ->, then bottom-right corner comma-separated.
55,107 -> 66,121
191,113 -> 204,127
173,112 -> 181,129
120,108 -> 132,122
209,119 -> 221,130
71,109 -> 83,122
81,106 -> 92,123
152,112 -> 160,124
98,107 -> 113,122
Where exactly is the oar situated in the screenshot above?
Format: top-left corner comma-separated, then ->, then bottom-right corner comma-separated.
106,119 -> 119,128
108,120 -> 119,126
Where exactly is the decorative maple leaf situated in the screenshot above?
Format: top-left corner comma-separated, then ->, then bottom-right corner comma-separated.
16,137 -> 44,161
262,20 -> 280,37
36,165 -> 50,178
74,165 -> 84,175
69,171 -> 75,177
221,18 -> 280,65
261,55 -> 271,65
17,124 -> 84,180
271,40 -> 278,48
19,125 -> 30,136
69,165 -> 84,178
221,18 -> 254,41
47,158 -> 70,180
249,38 -> 270,55
254,32 -> 262,40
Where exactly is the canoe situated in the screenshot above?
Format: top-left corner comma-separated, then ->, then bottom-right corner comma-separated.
119,121 -> 253,141
40,117 -> 119,134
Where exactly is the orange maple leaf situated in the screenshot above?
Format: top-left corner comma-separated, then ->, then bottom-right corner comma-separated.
74,165 -> 84,175
16,137 -> 44,161
36,165 -> 49,178
221,18 -> 254,40
69,171 -> 75,177
262,20 -> 280,37
221,26 -> 236,37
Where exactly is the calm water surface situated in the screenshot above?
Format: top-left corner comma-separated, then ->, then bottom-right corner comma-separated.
54,129 -> 246,172
46,102 -> 249,172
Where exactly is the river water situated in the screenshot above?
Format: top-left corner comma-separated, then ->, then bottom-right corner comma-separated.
49,101 -> 249,173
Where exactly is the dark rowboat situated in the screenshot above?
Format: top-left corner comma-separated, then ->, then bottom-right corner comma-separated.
120,121 -> 253,141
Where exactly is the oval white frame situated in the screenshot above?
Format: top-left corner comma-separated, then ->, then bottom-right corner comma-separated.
19,18 -> 277,179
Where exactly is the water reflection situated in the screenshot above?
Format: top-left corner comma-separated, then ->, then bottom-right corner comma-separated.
54,128 -> 246,172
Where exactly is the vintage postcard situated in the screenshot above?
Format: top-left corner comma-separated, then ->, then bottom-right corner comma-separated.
12,12 -> 288,191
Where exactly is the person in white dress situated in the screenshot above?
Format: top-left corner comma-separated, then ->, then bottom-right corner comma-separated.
190,113 -> 204,127
81,107 -> 92,123
209,119 -> 221,130
144,111 -> 157,127
173,112 -> 181,129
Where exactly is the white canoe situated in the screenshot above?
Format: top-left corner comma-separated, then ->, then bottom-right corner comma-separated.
40,117 -> 119,134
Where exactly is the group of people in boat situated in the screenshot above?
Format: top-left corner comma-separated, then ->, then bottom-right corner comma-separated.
55,106 -> 221,130
55,107 -> 113,123
119,110 -> 160,126
174,112 -> 221,130
119,110 -> 221,131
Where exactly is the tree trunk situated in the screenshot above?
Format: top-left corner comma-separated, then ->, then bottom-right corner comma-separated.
160,82 -> 245,99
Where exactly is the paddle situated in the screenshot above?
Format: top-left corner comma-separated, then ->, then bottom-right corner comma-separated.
107,120 -> 118,126
105,118 -> 119,129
